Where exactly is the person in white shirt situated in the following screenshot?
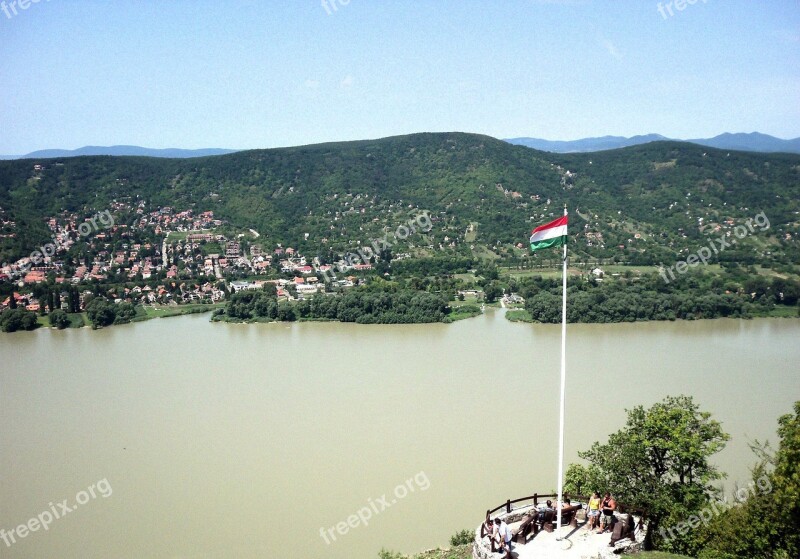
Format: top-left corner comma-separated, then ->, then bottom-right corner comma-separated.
494,518 -> 513,555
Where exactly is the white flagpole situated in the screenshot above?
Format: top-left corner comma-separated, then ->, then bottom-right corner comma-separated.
556,205 -> 568,535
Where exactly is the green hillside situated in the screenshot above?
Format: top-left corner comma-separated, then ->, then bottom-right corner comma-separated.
1,132 -> 798,268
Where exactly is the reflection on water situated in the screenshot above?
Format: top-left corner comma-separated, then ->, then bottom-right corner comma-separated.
1,313 -> 798,558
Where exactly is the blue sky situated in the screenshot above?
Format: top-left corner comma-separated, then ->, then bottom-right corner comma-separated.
0,0 -> 798,153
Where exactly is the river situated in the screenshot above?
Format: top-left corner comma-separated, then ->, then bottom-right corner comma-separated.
1,311 -> 798,558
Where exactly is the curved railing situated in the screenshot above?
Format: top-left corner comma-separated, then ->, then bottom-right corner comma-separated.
485,492 -> 647,519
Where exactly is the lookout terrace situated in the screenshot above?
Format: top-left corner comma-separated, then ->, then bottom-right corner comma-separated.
474,493 -> 647,559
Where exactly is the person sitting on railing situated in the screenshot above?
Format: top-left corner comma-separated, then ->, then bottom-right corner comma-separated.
486,517 -> 500,552
481,514 -> 496,550
489,518 -> 502,552
480,513 -> 493,540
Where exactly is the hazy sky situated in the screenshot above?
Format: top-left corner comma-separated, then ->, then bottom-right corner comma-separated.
0,0 -> 798,153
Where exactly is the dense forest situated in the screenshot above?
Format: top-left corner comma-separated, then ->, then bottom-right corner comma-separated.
216,284 -> 453,324
1,133 -> 798,268
511,267 -> 800,323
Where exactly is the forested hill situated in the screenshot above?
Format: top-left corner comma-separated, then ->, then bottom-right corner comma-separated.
1,132 -> 798,266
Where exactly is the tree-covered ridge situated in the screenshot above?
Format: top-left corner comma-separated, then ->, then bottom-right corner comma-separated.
1,133 -> 797,269
515,266 -> 800,323
217,283 -> 454,324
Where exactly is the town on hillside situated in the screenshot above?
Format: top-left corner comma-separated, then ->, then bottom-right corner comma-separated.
0,196 -> 401,316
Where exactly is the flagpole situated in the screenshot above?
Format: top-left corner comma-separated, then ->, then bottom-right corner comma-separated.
556,204 -> 568,536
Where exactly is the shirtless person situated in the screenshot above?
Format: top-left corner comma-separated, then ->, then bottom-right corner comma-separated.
598,492 -> 616,534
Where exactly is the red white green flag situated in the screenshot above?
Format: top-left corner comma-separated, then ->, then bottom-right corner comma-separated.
530,215 -> 568,252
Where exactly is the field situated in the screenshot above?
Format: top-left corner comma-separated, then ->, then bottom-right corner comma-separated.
139,303 -> 223,320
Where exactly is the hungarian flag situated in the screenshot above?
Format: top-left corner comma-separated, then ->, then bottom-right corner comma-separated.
530,215 -> 568,252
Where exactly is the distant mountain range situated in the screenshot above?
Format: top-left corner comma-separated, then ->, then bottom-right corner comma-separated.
505,132 -> 800,154
0,145 -> 239,160
2,133 -> 798,160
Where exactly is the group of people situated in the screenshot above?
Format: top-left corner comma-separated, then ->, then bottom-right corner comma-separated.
480,492 -> 619,556
480,497 -> 579,557
586,491 -> 617,533
534,497 -> 574,523
480,516 -> 513,556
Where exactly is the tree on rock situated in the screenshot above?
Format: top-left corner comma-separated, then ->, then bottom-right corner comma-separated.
570,395 -> 729,551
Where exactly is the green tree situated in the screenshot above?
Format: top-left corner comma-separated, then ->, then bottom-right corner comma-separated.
86,297 -> 116,328
483,281 -> 502,303
0,308 -> 38,332
48,309 -> 70,329
573,395 -> 729,551
113,302 -> 137,324
277,300 -> 297,321
563,463 -> 601,497
697,401 -> 800,559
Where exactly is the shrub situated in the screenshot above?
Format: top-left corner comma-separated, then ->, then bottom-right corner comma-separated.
450,529 -> 474,546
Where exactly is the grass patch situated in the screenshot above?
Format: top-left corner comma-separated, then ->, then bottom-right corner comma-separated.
379,544 -> 472,559
201,242 -> 223,255
766,305 -> 800,318
601,265 -> 660,275
140,303 -> 223,320
412,545 -> 472,559
505,309 -> 533,322
504,268 -> 564,280
635,553 -> 694,559
471,245 -> 499,261
464,222 -> 478,243
69,313 -> 88,328
447,304 -> 482,321
37,312 -> 88,328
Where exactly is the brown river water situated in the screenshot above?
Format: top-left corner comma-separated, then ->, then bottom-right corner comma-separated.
1,310 -> 798,558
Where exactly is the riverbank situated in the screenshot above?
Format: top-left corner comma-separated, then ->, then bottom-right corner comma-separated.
24,303 -> 222,331
380,545 -> 471,559
4,299 -> 797,334
505,306 -> 799,323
